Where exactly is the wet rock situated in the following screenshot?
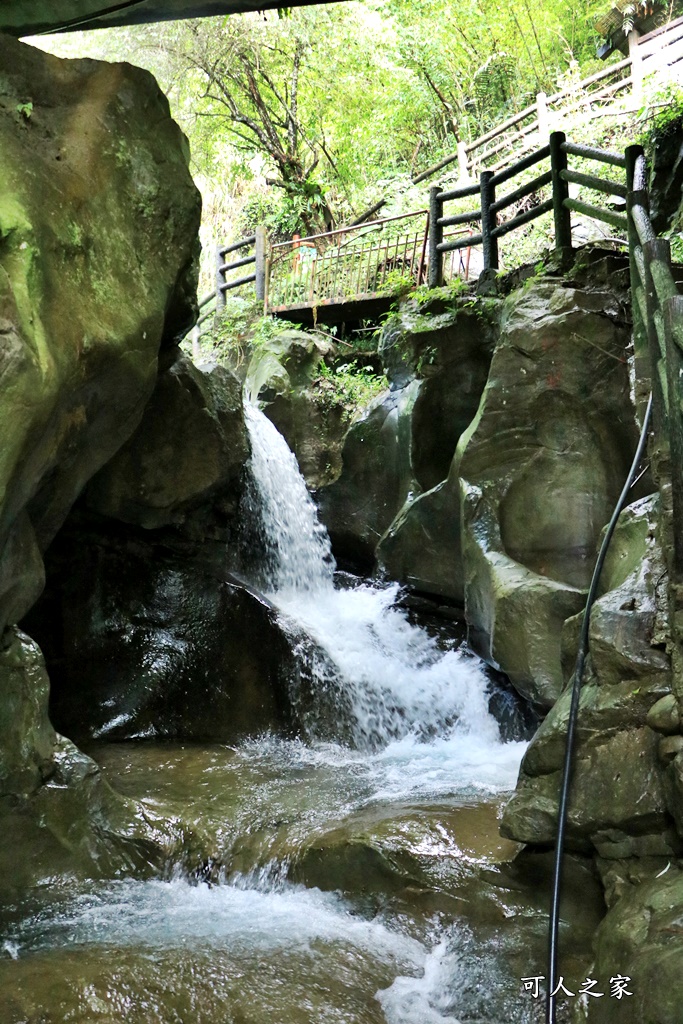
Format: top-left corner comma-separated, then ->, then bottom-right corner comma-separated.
245,329 -> 350,488
0,35 -> 200,632
579,869 -> 683,1024
26,526 -> 302,744
318,382 -> 421,568
502,497 -> 675,854
289,800 -> 603,1010
458,280 -> 641,706
87,350 -> 249,530
377,476 -> 463,601
658,735 -> 683,764
0,628 -> 186,902
0,626 -> 55,796
647,693 -> 680,734
374,298 -> 496,598
381,297 -> 497,490
664,751 -> 683,837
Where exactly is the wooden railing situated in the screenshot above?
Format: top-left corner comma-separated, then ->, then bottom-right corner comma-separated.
628,146 -> 683,576
413,14 -> 683,187
428,130 -> 628,286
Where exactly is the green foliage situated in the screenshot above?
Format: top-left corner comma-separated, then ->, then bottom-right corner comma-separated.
314,360 -> 386,410
201,299 -> 299,367
412,276 -> 471,306
34,0 -> 614,248
636,81 -> 683,151
381,269 -> 415,298
15,101 -> 32,120
667,231 -> 683,264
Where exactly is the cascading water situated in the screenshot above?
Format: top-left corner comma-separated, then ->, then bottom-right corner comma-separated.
242,402 -> 522,777
2,402 -> 534,1024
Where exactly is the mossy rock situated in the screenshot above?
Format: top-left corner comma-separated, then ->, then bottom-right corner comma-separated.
0,36 -> 201,631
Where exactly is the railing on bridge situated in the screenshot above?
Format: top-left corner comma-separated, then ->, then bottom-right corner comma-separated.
413,14 -> 683,187
263,210 -> 479,315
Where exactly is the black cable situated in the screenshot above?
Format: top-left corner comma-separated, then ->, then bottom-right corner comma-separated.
546,392 -> 653,1024
34,0 -> 150,35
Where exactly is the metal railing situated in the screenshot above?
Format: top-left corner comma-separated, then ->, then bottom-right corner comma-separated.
263,209 -> 482,313
264,211 -> 430,313
215,228 -> 266,309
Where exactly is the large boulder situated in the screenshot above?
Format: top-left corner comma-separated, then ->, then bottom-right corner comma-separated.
375,296 -> 496,599
317,382 -> 421,567
457,277 -> 641,706
25,524 -> 304,744
501,497 -> 676,856
0,35 -> 201,632
86,350 -> 248,530
0,627 -> 183,902
579,868 -> 683,1024
378,296 -> 497,490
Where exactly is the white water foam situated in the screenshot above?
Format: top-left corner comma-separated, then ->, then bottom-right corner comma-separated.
244,403 -> 525,775
16,878 -> 423,962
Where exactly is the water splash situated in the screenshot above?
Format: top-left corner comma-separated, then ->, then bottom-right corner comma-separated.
243,404 -> 514,754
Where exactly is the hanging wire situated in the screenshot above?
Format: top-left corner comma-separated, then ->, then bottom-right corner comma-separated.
546,392 -> 653,1024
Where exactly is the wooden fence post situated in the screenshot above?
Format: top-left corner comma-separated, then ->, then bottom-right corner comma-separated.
480,171 -> 498,272
628,30 -> 644,107
215,243 -> 226,310
536,91 -> 549,141
663,293 -> 683,581
428,185 -> 444,288
626,143 -> 651,420
255,225 -> 267,302
457,141 -> 470,183
550,131 -> 572,262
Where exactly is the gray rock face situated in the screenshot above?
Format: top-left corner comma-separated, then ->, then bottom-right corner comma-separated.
378,298 -> 497,489
87,350 -> 248,530
502,497 -> 676,857
375,298 -> 496,598
0,35 -> 201,633
581,869 -> 683,1024
245,329 -> 350,488
378,475 -> 463,601
457,282 -> 640,705
318,382 -> 421,567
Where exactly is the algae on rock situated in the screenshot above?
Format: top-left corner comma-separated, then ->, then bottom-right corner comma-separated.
457,278 -> 640,706
0,35 -> 201,633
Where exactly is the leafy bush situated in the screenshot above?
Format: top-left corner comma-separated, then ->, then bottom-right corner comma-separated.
314,360 -> 387,411
636,81 -> 683,151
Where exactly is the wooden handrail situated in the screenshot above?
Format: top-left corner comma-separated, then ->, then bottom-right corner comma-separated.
410,14 -> 681,188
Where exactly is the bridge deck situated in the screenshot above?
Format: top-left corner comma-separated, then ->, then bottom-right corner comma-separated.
268,291 -> 399,325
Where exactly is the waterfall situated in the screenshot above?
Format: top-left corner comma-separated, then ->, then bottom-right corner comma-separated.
243,404 -> 335,594
243,404 -> 508,754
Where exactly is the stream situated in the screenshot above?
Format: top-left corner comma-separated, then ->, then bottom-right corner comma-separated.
0,405 -> 598,1024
